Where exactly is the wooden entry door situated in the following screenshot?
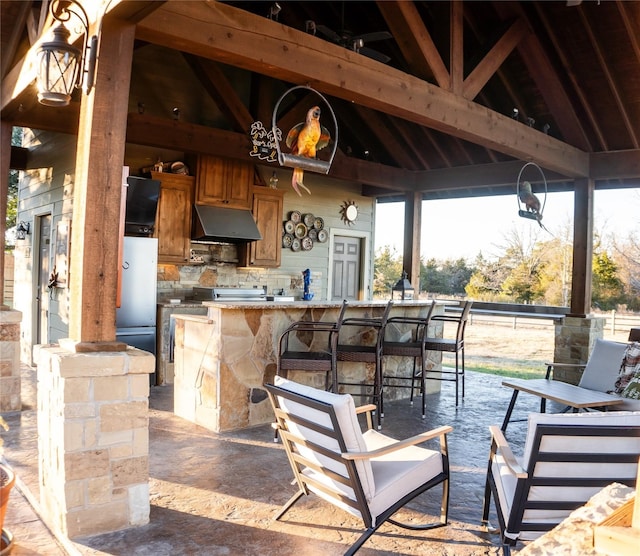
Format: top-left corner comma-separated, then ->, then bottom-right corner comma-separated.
332,235 -> 361,300
36,214 -> 52,344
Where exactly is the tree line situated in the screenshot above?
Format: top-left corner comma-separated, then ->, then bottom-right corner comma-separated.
374,226 -> 640,311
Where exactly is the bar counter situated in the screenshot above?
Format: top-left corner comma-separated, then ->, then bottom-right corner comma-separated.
172,300 -> 447,432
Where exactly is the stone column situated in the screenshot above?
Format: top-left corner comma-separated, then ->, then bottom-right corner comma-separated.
35,344 -> 154,538
553,316 -> 605,384
0,307 -> 22,412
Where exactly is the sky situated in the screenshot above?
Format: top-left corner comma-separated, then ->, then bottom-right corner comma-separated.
374,187 -> 640,261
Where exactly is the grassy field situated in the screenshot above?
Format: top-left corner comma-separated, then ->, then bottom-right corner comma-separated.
442,319 -> 632,379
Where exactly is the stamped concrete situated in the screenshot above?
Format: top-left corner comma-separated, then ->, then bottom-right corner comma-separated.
3,365 -> 545,555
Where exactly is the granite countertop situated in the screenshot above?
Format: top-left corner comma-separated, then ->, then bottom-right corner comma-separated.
199,299 -> 443,309
157,301 -> 205,308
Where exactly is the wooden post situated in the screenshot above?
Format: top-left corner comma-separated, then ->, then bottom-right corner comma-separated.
570,178 -> 593,316
402,191 -> 422,293
66,16 -> 135,349
0,121 -> 11,307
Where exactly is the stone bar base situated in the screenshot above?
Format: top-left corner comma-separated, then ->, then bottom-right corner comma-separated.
173,301 -> 444,433
0,307 -> 22,412
35,344 -> 155,539
554,316 -> 605,384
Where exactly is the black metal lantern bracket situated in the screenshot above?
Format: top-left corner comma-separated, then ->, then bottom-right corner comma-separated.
37,0 -> 110,106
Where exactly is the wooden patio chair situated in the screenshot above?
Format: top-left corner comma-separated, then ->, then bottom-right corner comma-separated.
266,376 -> 452,555
337,300 -> 394,430
482,410 -> 640,556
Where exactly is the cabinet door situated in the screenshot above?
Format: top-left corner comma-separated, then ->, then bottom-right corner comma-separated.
153,173 -> 194,263
195,156 -> 251,209
195,156 -> 227,205
241,187 -> 284,267
224,159 -> 252,209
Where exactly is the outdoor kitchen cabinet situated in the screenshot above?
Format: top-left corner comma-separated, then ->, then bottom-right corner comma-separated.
152,172 -> 194,264
195,154 -> 252,209
239,186 -> 284,267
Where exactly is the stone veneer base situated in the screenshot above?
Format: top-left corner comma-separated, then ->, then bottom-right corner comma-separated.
0,308 -> 22,412
35,343 -> 154,539
554,316 -> 606,384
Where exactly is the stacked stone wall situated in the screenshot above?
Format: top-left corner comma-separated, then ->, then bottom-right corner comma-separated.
0,308 -> 22,411
36,345 -> 154,538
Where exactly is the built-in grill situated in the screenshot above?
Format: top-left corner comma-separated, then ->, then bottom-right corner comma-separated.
192,287 -> 267,302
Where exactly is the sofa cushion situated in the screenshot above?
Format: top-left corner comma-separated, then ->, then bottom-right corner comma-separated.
578,339 -> 627,393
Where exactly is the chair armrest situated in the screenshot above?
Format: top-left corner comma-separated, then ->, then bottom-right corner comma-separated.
386,316 -> 428,326
355,404 -> 377,430
284,321 -> 339,333
342,425 -> 453,460
544,361 -> 586,379
488,425 -> 527,478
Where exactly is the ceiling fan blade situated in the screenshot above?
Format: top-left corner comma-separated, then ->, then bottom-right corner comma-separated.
352,31 -> 393,43
359,47 -> 391,64
316,24 -> 343,44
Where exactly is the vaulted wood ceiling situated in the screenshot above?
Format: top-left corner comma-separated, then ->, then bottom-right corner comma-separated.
2,0 -> 640,201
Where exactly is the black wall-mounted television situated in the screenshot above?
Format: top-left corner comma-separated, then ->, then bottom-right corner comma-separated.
124,176 -> 161,236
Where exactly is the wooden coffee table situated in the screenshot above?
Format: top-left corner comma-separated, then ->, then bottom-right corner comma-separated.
500,378 -> 622,432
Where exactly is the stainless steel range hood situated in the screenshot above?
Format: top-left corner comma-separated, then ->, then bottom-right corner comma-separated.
191,204 -> 262,243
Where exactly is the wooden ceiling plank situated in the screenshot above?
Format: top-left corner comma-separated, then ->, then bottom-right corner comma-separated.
182,54 -> 254,133
590,149 -> 640,180
450,0 -> 464,95
1,1 -> 32,79
386,119 -> 432,170
376,0 -> 449,87
617,1 -> 640,66
36,0 -> 50,39
135,1 -> 588,178
352,104 -> 420,170
578,8 -> 639,149
463,18 -> 529,101
522,2 -> 600,151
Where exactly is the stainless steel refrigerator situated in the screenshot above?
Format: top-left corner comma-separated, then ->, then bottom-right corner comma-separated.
116,237 -> 158,381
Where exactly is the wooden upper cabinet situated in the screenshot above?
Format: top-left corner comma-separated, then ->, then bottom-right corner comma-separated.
196,155 -> 251,209
151,172 -> 194,264
239,186 -> 284,267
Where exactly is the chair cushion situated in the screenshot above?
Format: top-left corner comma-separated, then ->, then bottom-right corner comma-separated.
273,376 -> 375,500
362,429 -> 444,527
614,341 -> 640,395
578,339 -> 627,392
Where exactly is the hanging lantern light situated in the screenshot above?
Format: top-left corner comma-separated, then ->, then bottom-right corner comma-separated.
391,271 -> 415,300
36,0 -> 99,107
37,24 -> 82,106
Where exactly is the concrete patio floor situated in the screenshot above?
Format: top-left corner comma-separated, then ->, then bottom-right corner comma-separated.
3,365 -> 544,556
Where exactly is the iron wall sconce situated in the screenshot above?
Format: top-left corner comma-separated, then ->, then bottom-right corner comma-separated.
16,221 -> 30,240
36,0 -> 101,106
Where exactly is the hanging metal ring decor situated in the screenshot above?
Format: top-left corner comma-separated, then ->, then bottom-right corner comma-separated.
271,85 -> 339,176
516,161 -> 547,224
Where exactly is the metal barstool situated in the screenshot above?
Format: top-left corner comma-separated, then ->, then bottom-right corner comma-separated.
421,300 -> 473,406
336,300 -> 393,429
381,300 -> 436,418
276,299 -> 348,393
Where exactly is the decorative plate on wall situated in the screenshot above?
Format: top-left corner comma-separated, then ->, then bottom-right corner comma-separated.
302,237 -> 313,251
284,220 -> 295,234
291,237 -> 302,251
289,210 -> 302,223
303,213 -> 315,227
294,223 -> 308,238
313,217 -> 324,230
317,229 -> 328,243
282,234 -> 293,248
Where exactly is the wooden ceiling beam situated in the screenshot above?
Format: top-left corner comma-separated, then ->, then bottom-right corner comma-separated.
463,18 -> 529,100
1,1 -> 32,79
450,0 -> 464,95
182,54 -> 254,133
376,1 -> 449,87
135,1 -> 589,179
